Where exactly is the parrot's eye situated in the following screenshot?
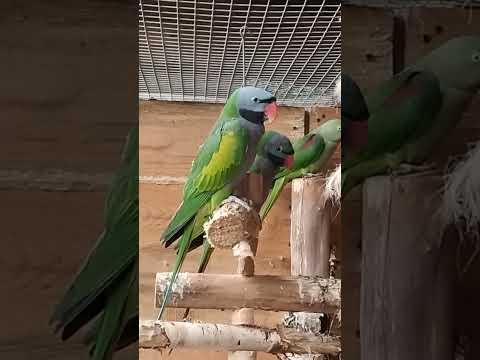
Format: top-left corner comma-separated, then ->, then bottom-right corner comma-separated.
472,51 -> 480,62
251,97 -> 259,103
277,146 -> 283,152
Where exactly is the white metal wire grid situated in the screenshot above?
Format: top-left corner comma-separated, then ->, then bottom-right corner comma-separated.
139,0 -> 341,107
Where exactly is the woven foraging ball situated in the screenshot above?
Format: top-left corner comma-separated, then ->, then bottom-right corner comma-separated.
204,196 -> 261,254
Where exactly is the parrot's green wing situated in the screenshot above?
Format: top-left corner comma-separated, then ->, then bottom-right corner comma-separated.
50,128 -> 139,358
342,70 -> 443,197
158,119 -> 249,319
161,118 -> 247,246
84,260 -> 138,358
344,69 -> 442,171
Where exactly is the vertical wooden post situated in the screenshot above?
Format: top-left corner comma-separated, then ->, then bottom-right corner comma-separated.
291,175 -> 332,276
228,253 -> 256,360
228,241 -> 257,360
341,186 -> 362,360
361,174 -> 455,360
288,175 -> 333,360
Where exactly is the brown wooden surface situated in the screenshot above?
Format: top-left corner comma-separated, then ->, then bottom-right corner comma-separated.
0,1 -> 136,359
361,174 -> 456,360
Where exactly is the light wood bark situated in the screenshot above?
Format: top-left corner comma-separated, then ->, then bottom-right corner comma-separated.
289,176 -> 336,360
291,176 -> 332,276
229,237 -> 256,360
139,320 -> 341,355
155,273 -> 340,313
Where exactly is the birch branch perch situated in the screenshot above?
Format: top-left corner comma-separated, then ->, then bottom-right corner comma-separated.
139,320 -> 341,355
155,273 -> 340,313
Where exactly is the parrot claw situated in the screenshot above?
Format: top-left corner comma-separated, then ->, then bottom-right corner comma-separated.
392,162 -> 436,176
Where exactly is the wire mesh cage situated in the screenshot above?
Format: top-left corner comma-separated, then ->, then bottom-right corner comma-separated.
139,0 -> 341,107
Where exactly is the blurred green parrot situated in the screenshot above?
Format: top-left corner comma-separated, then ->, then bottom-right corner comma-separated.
159,86 -> 278,320
259,118 -> 341,221
342,36 -> 480,198
181,130 -> 294,319
50,127 -> 139,360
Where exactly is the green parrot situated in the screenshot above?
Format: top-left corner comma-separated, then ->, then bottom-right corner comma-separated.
342,36 -> 480,198
50,127 -> 139,360
181,130 -> 294,319
247,131 -> 295,208
159,86 -> 278,320
259,118 -> 341,221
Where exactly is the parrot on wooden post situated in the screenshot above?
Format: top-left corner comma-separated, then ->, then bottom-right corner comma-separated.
158,86 -> 278,320
50,127 -> 139,360
259,118 -> 341,221
342,36 -> 480,198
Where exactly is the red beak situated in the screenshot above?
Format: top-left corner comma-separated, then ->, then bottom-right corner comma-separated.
284,154 -> 294,169
264,102 -> 278,122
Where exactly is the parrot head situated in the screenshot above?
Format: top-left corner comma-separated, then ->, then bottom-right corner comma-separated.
420,35 -> 480,92
341,73 -> 369,121
260,131 -> 295,169
230,86 -> 278,124
318,118 -> 342,144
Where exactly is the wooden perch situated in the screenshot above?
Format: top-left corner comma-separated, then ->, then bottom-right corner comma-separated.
139,320 -> 341,356
155,273 -> 340,313
361,174 -> 455,360
286,176 -> 339,360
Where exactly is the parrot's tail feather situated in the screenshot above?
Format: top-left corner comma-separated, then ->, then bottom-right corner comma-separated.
183,241 -> 214,319
157,218 -> 196,320
259,177 -> 287,221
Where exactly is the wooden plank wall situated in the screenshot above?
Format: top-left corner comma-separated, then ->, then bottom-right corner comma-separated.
342,4 -> 480,360
0,1 -> 137,359
139,101 -> 339,360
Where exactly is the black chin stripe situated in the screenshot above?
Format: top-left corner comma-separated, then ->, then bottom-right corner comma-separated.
239,108 -> 265,124
258,96 -> 276,104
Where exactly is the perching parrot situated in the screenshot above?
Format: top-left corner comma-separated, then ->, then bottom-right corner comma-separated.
181,130 -> 294,319
342,36 -> 480,198
50,127 -> 139,360
159,86 -> 278,320
259,118 -> 341,221
247,131 -> 295,208
341,73 -> 369,163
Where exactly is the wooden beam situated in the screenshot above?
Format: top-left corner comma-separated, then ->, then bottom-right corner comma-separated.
155,273 -> 340,313
139,175 -> 186,185
0,169 -> 113,191
139,320 -> 341,355
361,174 -> 455,360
